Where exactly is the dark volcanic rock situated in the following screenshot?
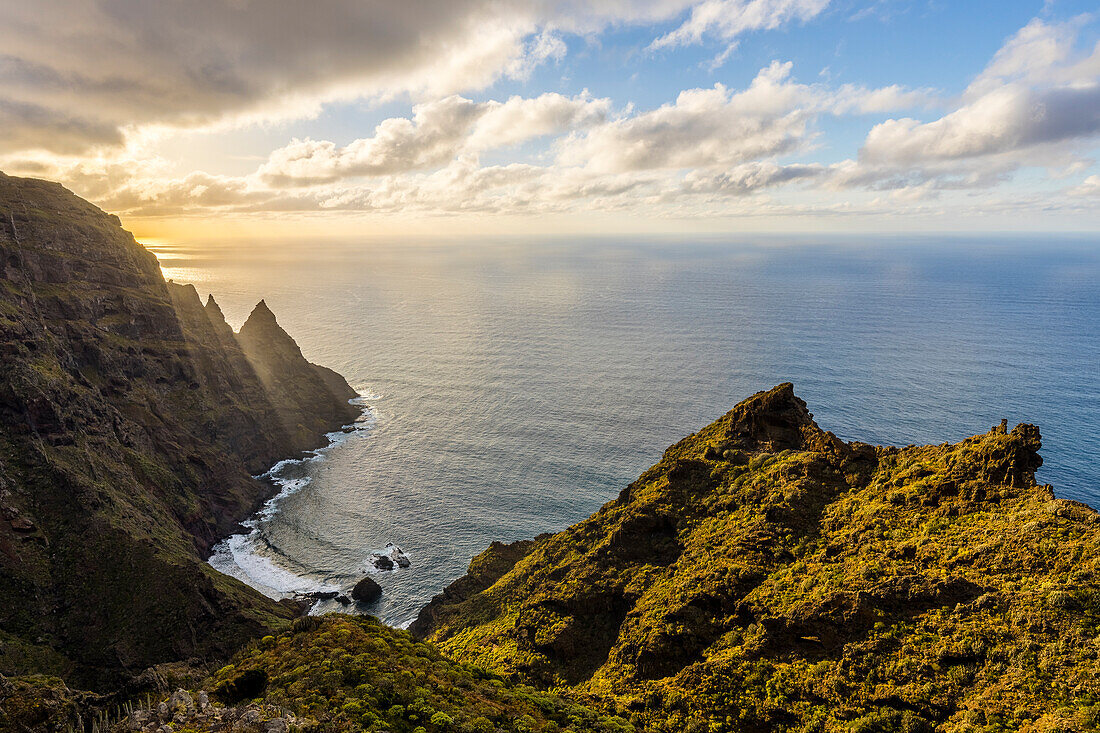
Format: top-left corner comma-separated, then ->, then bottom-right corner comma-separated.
410,536 -> 544,636
351,577 -> 382,603
0,172 -> 361,690
370,554 -> 394,571
236,300 -> 359,452
9,517 -> 34,532
213,669 -> 268,704
389,545 -> 411,568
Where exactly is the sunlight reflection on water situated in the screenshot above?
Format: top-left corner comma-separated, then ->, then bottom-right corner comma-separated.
172,236 -> 1100,625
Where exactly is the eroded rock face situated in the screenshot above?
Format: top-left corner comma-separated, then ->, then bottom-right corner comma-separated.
0,173 -> 358,689
236,300 -> 359,451
413,384 -> 1100,732
410,536 -> 545,637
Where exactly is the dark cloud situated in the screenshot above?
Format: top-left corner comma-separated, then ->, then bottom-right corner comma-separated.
0,0 -> 693,154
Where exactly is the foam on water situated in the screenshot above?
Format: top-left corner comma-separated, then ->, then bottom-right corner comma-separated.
181,238 -> 1099,628
207,390 -> 379,601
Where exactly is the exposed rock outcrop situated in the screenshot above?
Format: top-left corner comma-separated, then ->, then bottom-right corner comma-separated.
413,384 -> 1100,732
0,173 -> 359,689
236,300 -> 358,451
107,616 -> 615,733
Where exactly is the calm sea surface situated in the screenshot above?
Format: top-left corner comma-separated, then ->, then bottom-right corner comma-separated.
148,237 -> 1100,627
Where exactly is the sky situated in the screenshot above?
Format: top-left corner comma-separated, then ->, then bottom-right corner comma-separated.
2,0 -> 1100,239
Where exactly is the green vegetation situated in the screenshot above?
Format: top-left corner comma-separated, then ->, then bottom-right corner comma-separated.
0,173 -> 355,690
415,385 -> 1100,732
169,615 -> 636,733
4,174 -> 1100,732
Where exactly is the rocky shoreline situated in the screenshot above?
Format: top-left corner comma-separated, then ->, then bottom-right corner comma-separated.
0,173 -> 360,689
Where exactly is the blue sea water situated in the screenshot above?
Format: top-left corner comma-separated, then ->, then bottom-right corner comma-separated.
149,236 -> 1100,627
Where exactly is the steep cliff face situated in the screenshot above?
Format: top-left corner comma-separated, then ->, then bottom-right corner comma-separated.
0,173 -> 359,689
236,299 -> 359,453
165,283 -> 293,478
414,384 -> 1100,732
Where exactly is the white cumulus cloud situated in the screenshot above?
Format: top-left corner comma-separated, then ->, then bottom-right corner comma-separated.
651,0 -> 830,49
258,93 -> 611,186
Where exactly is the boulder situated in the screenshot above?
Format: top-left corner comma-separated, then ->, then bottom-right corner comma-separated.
370,554 -> 394,571
168,689 -> 194,713
388,544 -> 411,568
352,576 -> 382,603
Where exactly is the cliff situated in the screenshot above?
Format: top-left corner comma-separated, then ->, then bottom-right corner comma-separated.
236,299 -> 359,451
3,173 -> 1099,732
412,384 -> 1100,732
0,173 -> 359,690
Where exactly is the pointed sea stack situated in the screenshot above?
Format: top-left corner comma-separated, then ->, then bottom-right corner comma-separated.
0,173 -> 361,690
204,293 -> 229,328
236,299 -> 359,450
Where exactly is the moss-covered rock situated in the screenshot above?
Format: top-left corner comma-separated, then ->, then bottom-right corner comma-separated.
414,384 -> 1100,732
0,173 -> 357,689
116,616 -> 628,733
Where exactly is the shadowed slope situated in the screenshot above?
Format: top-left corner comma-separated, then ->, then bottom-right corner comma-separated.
236,299 -> 359,452
0,173 -> 358,689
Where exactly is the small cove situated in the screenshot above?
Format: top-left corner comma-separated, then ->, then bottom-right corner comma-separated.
171,237 -> 1100,626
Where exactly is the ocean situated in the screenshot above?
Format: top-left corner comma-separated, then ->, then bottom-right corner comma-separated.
148,236 -> 1100,627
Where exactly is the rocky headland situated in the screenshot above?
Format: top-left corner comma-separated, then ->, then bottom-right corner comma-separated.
1,175 -> 1098,733
0,173 -> 358,691
410,384 -> 1100,732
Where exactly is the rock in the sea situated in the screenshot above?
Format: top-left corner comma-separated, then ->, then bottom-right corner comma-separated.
390,546 -> 411,568
370,554 -> 394,571
352,576 -> 382,603
335,594 -> 351,605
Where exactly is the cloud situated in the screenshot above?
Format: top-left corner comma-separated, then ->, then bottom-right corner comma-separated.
681,161 -> 824,194
556,61 -> 929,174
841,17 -> 1100,193
825,158 -> 1015,193
8,10 -> 1097,227
861,84 -> 1100,164
0,0 -> 697,155
258,93 -> 611,186
864,18 -> 1100,165
0,99 -> 125,155
1069,174 -> 1100,197
10,58 -> 934,219
256,59 -> 920,191
558,62 -> 815,173
0,0 -> 838,157
652,0 -> 830,50
828,84 -> 936,115
965,17 -> 1096,97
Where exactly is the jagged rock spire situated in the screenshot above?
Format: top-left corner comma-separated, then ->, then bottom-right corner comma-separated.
204,294 -> 225,320
241,299 -> 278,329
720,383 -> 841,454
